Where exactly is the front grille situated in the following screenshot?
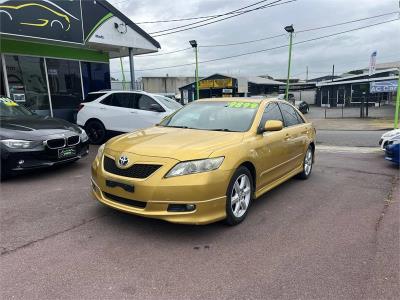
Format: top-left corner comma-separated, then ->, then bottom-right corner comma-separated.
46,138 -> 65,149
103,192 -> 146,209
103,156 -> 162,178
67,135 -> 80,146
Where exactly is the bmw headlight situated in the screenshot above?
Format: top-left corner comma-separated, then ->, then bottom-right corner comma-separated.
165,157 -> 224,178
0,139 -> 43,149
96,144 -> 105,160
79,129 -> 89,143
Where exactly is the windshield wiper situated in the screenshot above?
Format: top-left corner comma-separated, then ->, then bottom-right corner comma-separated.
208,128 -> 237,132
164,125 -> 191,129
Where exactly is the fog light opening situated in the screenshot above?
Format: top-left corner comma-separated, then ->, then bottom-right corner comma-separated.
167,204 -> 196,212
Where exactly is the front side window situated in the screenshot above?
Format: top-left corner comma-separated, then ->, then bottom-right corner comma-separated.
159,101 -> 259,132
136,94 -> 164,112
279,103 -> 301,127
154,95 -> 182,110
260,102 -> 284,127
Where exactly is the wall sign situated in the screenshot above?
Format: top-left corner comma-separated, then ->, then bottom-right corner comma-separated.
370,80 -> 398,93
0,0 -> 84,44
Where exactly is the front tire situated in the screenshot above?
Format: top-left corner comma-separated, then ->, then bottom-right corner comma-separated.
298,146 -> 313,179
85,120 -> 107,145
225,166 -> 254,226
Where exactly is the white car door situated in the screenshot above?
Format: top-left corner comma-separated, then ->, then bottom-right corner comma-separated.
99,93 -> 135,132
130,93 -> 170,130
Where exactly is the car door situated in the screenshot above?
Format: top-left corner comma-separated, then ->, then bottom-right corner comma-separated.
100,93 -> 135,132
278,102 -> 308,171
130,93 -> 170,130
255,102 -> 289,187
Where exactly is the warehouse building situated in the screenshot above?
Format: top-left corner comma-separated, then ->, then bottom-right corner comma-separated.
179,73 -> 284,103
316,68 -> 399,107
0,0 -> 160,121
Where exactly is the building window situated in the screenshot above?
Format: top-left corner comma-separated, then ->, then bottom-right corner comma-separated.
46,58 -> 82,122
81,62 -> 110,98
4,55 -> 50,115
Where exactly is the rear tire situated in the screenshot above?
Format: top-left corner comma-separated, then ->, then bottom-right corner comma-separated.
85,120 -> 107,145
225,166 -> 254,226
298,146 -> 313,179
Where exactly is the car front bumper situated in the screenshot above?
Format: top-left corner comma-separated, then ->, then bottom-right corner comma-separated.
1,142 -> 89,173
91,153 -> 232,225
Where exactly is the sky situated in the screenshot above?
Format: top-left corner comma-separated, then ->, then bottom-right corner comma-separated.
108,0 -> 400,81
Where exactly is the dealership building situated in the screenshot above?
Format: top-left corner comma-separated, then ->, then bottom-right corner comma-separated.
0,0 -> 160,121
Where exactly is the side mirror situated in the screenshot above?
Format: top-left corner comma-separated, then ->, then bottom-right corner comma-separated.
150,103 -> 165,112
263,120 -> 283,132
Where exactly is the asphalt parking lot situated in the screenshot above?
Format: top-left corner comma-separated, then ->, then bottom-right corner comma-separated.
1,145 -> 399,299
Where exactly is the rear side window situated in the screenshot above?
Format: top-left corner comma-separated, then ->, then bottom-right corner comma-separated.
279,103 -> 302,127
101,93 -> 134,108
83,93 -> 106,102
260,102 -> 284,127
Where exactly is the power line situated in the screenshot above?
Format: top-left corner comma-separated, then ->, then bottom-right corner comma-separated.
136,12 -> 398,57
150,0 -> 283,35
152,0 -> 297,37
134,19 -> 398,71
139,47 -> 192,57
202,11 -> 398,47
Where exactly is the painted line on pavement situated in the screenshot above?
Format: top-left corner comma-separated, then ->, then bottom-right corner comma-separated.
316,145 -> 381,154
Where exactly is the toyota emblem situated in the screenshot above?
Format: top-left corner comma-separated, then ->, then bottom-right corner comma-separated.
118,155 -> 129,168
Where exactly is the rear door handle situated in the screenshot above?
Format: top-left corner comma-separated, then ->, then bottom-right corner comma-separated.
130,111 -> 137,114
100,107 -> 106,110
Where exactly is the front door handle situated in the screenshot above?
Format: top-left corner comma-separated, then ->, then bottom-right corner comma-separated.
284,134 -> 291,141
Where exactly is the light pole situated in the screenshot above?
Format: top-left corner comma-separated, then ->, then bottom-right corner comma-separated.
395,70 -> 400,128
284,25 -> 294,102
189,40 -> 199,101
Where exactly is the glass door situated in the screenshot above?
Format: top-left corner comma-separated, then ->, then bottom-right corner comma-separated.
46,58 -> 83,122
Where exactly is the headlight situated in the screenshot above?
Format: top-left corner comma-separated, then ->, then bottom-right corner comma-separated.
165,157 -> 224,178
0,139 -> 43,149
96,144 -> 105,160
79,129 -> 89,143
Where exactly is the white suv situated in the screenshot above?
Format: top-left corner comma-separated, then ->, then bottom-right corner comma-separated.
77,90 -> 182,144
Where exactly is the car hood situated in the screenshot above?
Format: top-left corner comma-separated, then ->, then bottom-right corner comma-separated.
106,126 -> 244,161
0,116 -> 81,140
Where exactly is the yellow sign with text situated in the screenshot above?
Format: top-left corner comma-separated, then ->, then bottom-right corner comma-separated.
199,78 -> 233,89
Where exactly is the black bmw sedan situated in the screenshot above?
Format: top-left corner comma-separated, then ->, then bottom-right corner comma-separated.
0,97 -> 89,180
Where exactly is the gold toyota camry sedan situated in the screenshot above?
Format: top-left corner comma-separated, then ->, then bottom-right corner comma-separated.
91,98 -> 316,225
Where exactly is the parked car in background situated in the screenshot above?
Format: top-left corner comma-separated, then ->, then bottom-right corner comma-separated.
91,98 -> 315,225
278,93 -> 295,104
295,100 -> 310,114
379,129 -> 400,150
77,91 -> 182,144
276,94 -> 309,114
0,97 -> 89,180
384,135 -> 400,166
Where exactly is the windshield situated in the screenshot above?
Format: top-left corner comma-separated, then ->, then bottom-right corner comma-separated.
0,98 -> 34,117
159,101 -> 259,132
154,95 -> 182,110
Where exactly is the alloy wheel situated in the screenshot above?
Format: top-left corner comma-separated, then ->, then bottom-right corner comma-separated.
304,148 -> 313,176
231,174 -> 251,218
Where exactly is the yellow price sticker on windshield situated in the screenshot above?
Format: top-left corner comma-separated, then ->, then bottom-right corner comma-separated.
228,101 -> 259,109
0,98 -> 19,106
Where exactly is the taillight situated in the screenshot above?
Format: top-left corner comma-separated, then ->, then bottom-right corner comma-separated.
78,104 -> 84,111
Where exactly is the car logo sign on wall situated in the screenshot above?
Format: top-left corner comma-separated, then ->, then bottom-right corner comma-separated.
118,155 -> 129,168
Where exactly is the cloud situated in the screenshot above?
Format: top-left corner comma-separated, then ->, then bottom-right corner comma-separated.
109,0 -> 400,81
